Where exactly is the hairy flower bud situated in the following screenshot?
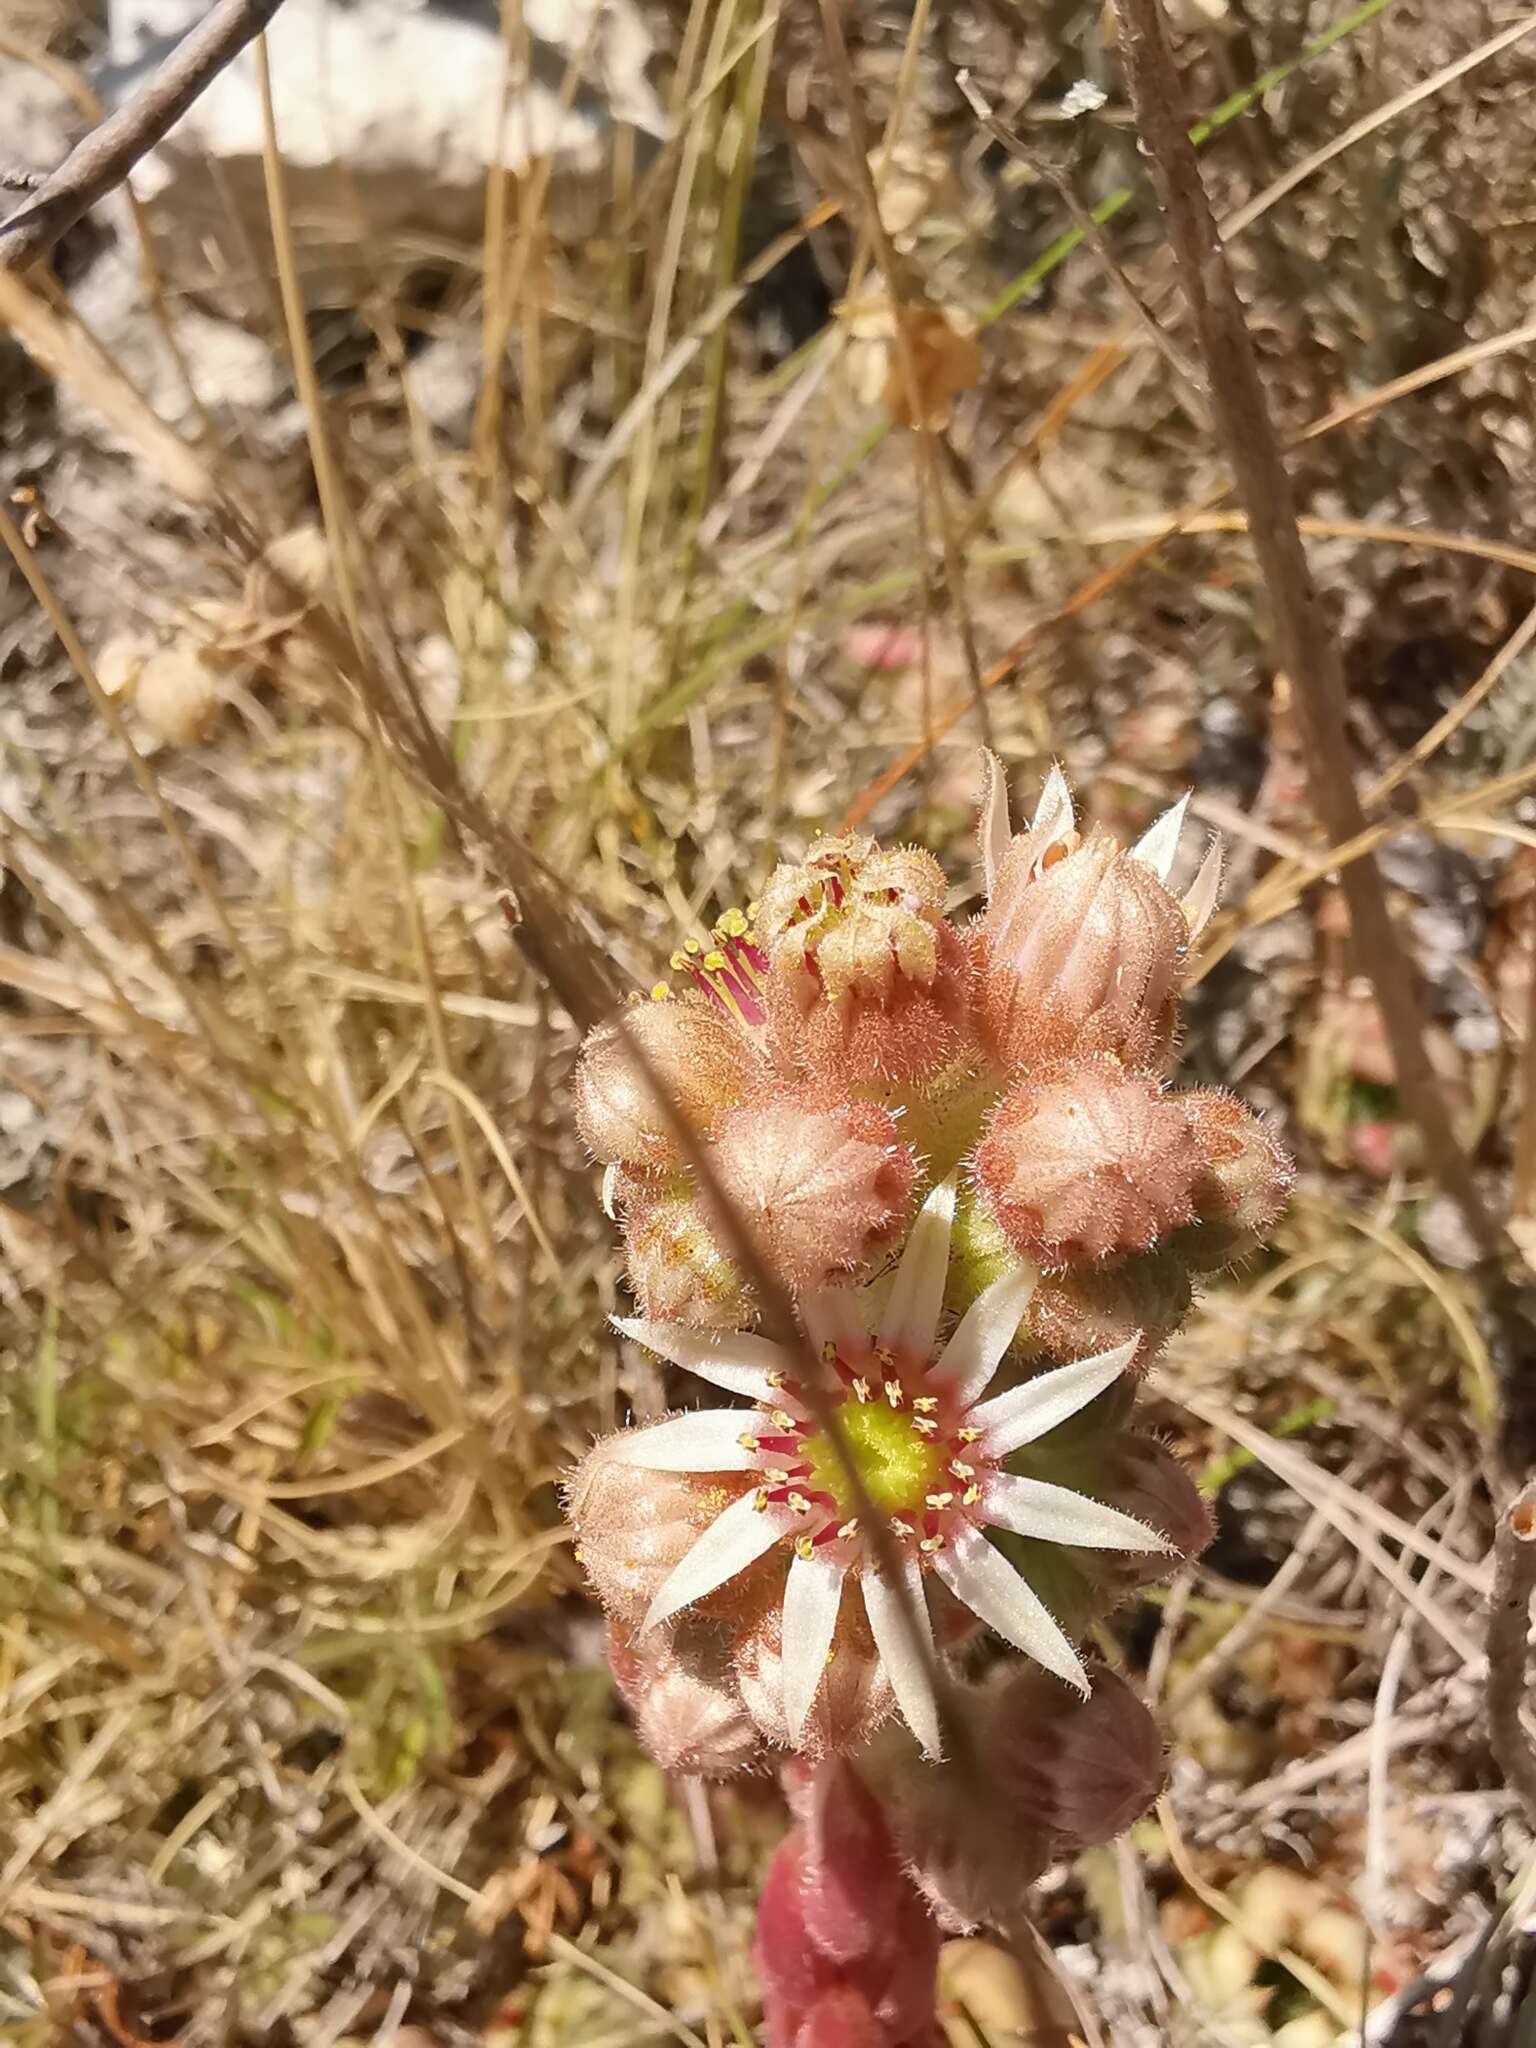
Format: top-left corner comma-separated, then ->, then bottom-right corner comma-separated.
1088,1436 -> 1214,1592
1177,1090 -> 1293,1269
708,1085 -> 916,1296
760,836 -> 970,1083
986,1663 -> 1164,1847
735,1584 -> 894,1763
973,1057 -> 1203,1267
978,830 -> 1186,1071
1019,1251 -> 1192,1372
868,1708 -> 1052,1933
575,995 -> 754,1171
568,1431 -> 748,1627
606,1617 -> 763,1777
621,1181 -> 754,1329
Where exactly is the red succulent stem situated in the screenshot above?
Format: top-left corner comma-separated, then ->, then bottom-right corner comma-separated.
754,1758 -> 944,2048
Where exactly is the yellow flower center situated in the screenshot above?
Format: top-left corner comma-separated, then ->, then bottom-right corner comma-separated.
803,1400 -> 942,1518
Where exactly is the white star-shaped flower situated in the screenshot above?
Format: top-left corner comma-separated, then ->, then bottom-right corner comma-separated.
608,1178 -> 1169,1758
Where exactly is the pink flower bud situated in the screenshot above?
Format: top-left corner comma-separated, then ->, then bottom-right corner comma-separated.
977,830 -> 1186,1071
1089,1435 -> 1213,1591
708,1085 -> 916,1296
1178,1090 -> 1293,1269
973,1057 -> 1203,1267
620,1180 -> 755,1329
734,1583 -> 894,1763
575,995 -> 755,1171
1023,1249 -> 1193,1370
759,837 -> 971,1084
606,1617 -> 764,1777
985,1663 -> 1164,1847
567,1430 -> 749,1627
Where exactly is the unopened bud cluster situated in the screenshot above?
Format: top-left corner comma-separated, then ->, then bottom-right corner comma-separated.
566,761 -> 1288,1934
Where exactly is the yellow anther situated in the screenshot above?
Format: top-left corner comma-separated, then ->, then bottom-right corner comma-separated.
767,1370 -> 786,1390
913,1417 -> 939,1438
913,1396 -> 939,1415
918,1534 -> 945,1554
884,1381 -> 904,1409
925,1492 -> 955,1512
794,1534 -> 816,1561
787,1491 -> 811,1514
753,1490 -> 770,1513
738,1433 -> 760,1452
684,937 -> 702,954
838,1519 -> 859,1542
851,1378 -> 872,1404
669,950 -> 691,972
950,1460 -> 974,1481
650,982 -> 671,1001
704,949 -> 729,972
772,1409 -> 796,1432
962,1485 -> 981,1507
747,899 -> 762,920
764,1467 -> 789,1487
717,907 -> 750,938
958,1428 -> 982,1444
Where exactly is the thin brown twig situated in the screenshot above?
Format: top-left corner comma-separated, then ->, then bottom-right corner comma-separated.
1487,1479 -> 1536,1828
1113,0 -> 1499,1260
0,0 -> 290,273
954,68 -> 1208,412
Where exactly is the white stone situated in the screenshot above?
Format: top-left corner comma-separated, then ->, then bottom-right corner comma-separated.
103,0 -> 667,302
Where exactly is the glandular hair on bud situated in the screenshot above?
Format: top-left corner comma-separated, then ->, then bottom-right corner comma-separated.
574,994 -> 754,1171
567,1433 -> 744,1627
1022,1249 -> 1194,1372
707,1084 -> 916,1296
973,1056 -> 1203,1268
1091,1435 -> 1214,1591
978,831 -> 1186,1071
1176,1090 -> 1294,1269
606,1617 -> 764,1778
620,1181 -> 755,1329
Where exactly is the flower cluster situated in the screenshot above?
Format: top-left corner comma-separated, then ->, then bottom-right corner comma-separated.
567,762 -> 1289,1791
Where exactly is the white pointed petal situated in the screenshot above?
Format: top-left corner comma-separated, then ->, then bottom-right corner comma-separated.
781,1548 -> 847,1743
609,1409 -> 763,1472
862,1560 -> 943,1759
800,1289 -> 867,1359
934,1526 -> 1087,1693
1031,763 -> 1075,844
600,1161 -> 622,1222
978,747 -> 1012,896
612,1316 -> 787,1402
878,1177 -> 956,1356
643,1490 -> 787,1631
968,1337 -> 1139,1458
930,1261 -> 1039,1406
1181,837 -> 1224,940
1131,793 -> 1189,882
984,1473 -> 1171,1553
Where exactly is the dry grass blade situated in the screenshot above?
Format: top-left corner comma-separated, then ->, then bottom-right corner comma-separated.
1487,1481 -> 1536,1827
1113,0 -> 1498,1260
